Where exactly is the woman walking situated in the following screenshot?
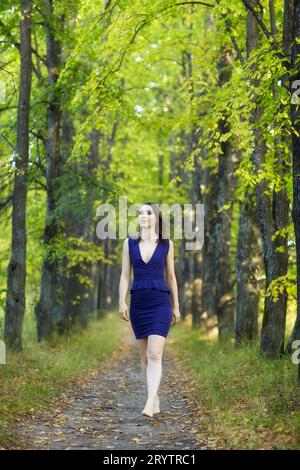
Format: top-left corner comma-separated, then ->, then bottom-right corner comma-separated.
119,202 -> 181,418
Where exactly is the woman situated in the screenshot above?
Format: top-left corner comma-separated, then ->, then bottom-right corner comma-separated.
118,202 -> 181,418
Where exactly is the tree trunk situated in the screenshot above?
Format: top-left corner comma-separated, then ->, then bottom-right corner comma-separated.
181,24 -> 204,325
235,195 -> 261,345
289,1 -> 300,372
74,128 -> 101,327
191,171 -> 203,328
35,0 -> 63,341
245,1 -> 290,357
202,161 -> 218,319
5,0 -> 32,352
215,47 -> 237,342
235,5 -> 262,346
54,110 -> 76,334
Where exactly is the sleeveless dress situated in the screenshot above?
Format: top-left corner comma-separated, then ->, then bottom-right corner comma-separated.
128,236 -> 172,340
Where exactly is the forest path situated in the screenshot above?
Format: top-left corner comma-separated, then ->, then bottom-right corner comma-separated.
11,323 -> 217,450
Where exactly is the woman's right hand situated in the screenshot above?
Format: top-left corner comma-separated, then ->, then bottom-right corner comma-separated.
119,302 -> 129,322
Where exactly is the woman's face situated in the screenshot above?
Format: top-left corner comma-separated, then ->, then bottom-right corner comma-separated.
139,204 -> 156,229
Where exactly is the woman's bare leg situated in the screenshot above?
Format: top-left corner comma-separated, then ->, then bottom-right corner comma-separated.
142,334 -> 165,417
137,338 -> 160,413
136,338 -> 148,386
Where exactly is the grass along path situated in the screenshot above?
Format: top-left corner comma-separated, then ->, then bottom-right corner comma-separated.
170,317 -> 300,450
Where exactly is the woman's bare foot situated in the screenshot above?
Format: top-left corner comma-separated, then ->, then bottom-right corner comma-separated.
142,406 -> 153,418
142,397 -> 156,418
142,394 -> 160,417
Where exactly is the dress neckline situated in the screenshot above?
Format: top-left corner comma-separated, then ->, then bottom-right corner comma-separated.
138,239 -> 159,265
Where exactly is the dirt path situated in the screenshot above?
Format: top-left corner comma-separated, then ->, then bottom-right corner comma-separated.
10,326 -> 213,450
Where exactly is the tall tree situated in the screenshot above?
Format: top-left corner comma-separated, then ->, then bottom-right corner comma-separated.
35,0 -> 64,340
214,46 -> 237,341
290,0 -> 300,382
5,0 -> 32,352
247,1 -> 289,358
235,4 -> 261,346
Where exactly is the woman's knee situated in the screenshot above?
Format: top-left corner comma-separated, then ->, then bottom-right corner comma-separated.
147,348 -> 163,362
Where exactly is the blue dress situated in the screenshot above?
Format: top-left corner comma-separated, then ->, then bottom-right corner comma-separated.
128,236 -> 172,340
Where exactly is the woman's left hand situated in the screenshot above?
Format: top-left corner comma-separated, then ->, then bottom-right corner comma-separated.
171,307 -> 181,326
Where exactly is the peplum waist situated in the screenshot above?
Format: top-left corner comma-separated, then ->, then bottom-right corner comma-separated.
130,278 -> 170,294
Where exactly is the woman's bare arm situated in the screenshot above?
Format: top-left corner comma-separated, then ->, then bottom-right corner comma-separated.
165,239 -> 181,324
119,238 -> 131,321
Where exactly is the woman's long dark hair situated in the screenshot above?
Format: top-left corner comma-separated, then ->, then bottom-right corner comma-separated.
135,202 -> 168,246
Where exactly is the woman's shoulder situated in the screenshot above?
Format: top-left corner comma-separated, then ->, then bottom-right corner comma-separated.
124,236 -> 137,245
128,235 -> 139,242
127,235 -> 139,249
